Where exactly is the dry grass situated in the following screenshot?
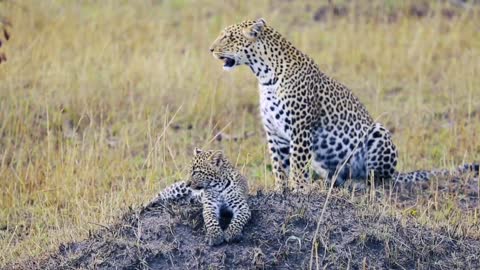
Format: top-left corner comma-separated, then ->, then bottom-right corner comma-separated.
0,0 -> 479,266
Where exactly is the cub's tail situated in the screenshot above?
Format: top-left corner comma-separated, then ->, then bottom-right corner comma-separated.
394,163 -> 479,182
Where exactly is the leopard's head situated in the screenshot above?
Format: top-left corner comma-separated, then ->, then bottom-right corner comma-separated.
209,18 -> 268,71
186,148 -> 226,191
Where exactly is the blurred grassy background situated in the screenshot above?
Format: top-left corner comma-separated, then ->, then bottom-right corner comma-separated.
0,0 -> 479,265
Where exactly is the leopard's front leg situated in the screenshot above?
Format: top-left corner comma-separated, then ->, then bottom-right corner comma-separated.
146,181 -> 201,208
266,131 -> 290,193
288,122 -> 313,192
201,192 -> 224,246
224,196 -> 250,243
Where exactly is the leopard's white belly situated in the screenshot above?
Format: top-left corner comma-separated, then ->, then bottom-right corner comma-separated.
259,83 -> 290,141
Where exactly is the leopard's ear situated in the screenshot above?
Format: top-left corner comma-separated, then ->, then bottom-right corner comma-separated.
209,150 -> 224,168
243,18 -> 266,40
193,147 -> 203,156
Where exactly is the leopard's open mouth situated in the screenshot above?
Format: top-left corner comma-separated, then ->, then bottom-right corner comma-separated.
219,56 -> 236,69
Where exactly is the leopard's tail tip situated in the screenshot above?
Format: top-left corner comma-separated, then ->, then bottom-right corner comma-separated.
463,163 -> 479,177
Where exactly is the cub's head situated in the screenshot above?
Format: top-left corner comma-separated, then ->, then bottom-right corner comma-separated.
209,18 -> 267,71
186,148 -> 226,191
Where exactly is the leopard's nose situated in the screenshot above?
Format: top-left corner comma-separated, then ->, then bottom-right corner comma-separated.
209,48 -> 214,52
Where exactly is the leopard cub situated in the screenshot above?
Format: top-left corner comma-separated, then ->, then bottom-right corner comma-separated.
148,148 -> 250,246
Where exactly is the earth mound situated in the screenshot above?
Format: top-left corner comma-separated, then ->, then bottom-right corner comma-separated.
9,192 -> 480,269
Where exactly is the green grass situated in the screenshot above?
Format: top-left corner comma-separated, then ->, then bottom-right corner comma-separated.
0,0 -> 479,266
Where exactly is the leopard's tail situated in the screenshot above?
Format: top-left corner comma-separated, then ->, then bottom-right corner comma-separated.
393,163 -> 479,182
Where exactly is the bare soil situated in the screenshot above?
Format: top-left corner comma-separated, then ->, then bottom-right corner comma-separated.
8,190 -> 480,270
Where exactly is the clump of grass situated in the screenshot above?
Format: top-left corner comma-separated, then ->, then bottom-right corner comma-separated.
0,0 -> 479,266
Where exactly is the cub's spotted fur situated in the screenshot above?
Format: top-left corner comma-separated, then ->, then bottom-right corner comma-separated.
209,18 -> 478,192
149,148 -> 250,246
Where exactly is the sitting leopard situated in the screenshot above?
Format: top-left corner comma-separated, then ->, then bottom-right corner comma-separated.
209,18 -> 478,192
148,148 -> 250,246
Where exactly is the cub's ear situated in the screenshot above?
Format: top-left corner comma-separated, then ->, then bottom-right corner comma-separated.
209,150 -> 224,168
193,147 -> 203,156
243,18 -> 266,40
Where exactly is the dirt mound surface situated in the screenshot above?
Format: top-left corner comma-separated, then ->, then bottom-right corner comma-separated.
10,192 -> 480,269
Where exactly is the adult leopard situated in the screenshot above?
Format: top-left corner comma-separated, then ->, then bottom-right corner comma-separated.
209,18 -> 478,192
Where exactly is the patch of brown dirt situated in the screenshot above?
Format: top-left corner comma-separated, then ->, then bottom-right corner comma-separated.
8,192 -> 480,269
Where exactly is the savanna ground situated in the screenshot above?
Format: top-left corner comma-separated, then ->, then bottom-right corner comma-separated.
1,0 -> 480,268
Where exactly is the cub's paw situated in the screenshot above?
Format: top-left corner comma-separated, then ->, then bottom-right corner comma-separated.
206,232 -> 224,246
224,229 -> 242,243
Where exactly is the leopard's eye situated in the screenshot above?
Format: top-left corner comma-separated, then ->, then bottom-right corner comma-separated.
220,33 -> 230,42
